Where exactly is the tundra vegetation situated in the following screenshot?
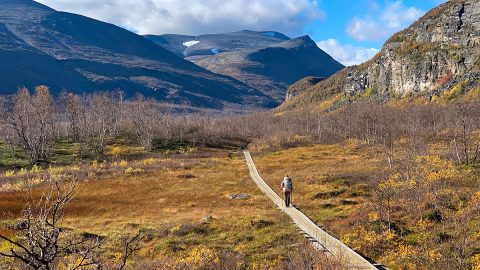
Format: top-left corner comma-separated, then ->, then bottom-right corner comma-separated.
0,85 -> 480,269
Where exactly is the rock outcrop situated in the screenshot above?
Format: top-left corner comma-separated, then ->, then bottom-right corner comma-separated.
281,0 -> 480,111
347,0 -> 479,97
285,77 -> 324,101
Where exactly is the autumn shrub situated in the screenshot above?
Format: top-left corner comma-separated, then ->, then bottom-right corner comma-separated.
171,223 -> 210,237
249,219 -> 275,229
343,225 -> 399,259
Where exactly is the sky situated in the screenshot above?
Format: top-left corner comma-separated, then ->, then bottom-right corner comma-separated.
35,0 -> 447,66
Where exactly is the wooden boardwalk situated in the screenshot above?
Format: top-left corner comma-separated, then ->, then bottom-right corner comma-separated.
244,150 -> 379,270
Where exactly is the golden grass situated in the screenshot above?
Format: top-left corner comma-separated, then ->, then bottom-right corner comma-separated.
0,150 -> 301,263
252,144 -> 385,235
315,93 -> 343,111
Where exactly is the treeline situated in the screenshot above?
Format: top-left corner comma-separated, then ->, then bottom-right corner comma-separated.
1,86 -> 480,269
239,99 -> 480,167
1,85 -> 479,168
0,86 -> 241,164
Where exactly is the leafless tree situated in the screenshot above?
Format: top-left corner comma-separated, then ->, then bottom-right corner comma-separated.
280,241 -> 346,270
0,97 -> 19,159
0,178 -> 103,269
64,93 -> 85,142
450,101 -> 480,164
7,86 -> 56,163
128,99 -> 160,151
115,233 -> 144,270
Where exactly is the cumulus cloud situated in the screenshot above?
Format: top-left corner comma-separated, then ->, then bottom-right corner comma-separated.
347,1 -> 424,41
35,0 -> 323,36
317,39 -> 379,66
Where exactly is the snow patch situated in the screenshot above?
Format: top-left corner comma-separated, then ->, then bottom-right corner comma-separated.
211,48 -> 219,54
263,31 -> 276,37
183,40 -> 200,47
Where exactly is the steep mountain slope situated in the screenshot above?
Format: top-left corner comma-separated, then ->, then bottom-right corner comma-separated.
145,30 -> 290,60
0,0 -> 275,110
147,32 -> 344,103
196,36 -> 344,102
281,0 -> 480,111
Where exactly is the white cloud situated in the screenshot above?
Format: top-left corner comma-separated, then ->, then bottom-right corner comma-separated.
346,18 -> 388,42
317,39 -> 379,66
381,1 -> 424,29
347,1 -> 424,41
34,0 -> 323,36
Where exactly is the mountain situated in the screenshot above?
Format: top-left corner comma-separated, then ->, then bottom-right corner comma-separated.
0,0 -> 275,110
145,30 -> 290,60
280,0 -> 480,111
194,36 -> 344,102
147,32 -> 344,103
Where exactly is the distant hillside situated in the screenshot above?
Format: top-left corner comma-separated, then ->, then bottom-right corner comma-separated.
285,77 -> 325,101
145,30 -> 290,59
195,36 -> 344,102
146,31 -> 344,103
144,34 -> 195,58
0,0 -> 275,110
280,0 -> 480,111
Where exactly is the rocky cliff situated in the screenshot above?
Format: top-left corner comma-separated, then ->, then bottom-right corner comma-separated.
282,0 -> 480,110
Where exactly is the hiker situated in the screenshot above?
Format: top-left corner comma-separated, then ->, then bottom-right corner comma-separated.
281,175 -> 293,207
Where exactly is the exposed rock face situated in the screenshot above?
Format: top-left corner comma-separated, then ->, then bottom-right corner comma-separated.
346,0 -> 479,97
280,0 -> 480,111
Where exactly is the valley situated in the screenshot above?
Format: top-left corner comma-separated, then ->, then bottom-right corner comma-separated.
1,123 -> 479,269
0,0 -> 479,269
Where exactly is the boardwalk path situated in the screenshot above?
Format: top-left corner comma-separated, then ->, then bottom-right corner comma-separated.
244,150 -> 378,270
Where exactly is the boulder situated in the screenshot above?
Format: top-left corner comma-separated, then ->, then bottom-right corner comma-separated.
227,193 -> 251,200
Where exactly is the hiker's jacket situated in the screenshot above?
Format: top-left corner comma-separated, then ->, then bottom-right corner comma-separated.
281,177 -> 293,192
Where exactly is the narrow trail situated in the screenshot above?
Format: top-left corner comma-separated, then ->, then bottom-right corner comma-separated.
243,150 -> 380,270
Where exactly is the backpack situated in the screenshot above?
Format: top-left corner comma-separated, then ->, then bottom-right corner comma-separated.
283,178 -> 292,191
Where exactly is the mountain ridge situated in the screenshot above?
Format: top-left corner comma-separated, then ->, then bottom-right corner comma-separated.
145,30 -> 290,59
0,0 -> 275,110
148,32 -> 344,102
198,35 -> 343,102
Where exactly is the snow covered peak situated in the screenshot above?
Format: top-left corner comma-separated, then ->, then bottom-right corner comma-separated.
183,40 -> 200,47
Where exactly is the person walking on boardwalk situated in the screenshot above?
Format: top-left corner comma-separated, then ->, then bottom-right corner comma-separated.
281,175 -> 293,207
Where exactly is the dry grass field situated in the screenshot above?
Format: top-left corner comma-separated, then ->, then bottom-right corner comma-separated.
0,150 -> 303,267
2,140 -> 474,269
252,143 -> 386,239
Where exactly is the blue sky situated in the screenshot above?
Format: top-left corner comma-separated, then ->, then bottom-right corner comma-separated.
36,0 -> 446,66
306,0 -> 445,65
308,0 -> 444,48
